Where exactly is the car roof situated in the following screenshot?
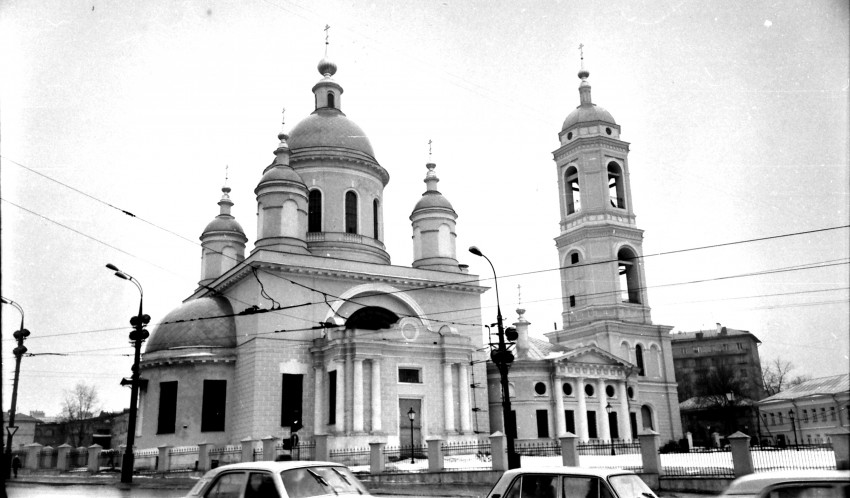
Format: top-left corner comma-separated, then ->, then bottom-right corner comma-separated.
723,470 -> 850,495
202,460 -> 345,476
499,467 -> 636,479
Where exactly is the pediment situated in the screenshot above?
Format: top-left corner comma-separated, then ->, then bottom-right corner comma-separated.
552,345 -> 631,367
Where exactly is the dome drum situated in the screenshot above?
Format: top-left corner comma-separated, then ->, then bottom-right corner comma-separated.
305,232 -> 390,264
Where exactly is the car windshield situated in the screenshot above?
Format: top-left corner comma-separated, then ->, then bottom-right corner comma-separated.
608,474 -> 657,498
280,466 -> 368,498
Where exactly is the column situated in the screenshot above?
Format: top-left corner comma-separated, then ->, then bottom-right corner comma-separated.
371,359 -> 382,432
336,361 -> 346,434
575,377 -> 589,441
554,375 -> 566,436
617,381 -> 631,441
443,363 -> 456,432
314,365 -> 325,434
598,378 -> 611,441
459,362 -> 472,433
353,359 -> 364,432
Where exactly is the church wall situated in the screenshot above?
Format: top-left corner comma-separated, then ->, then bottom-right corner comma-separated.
297,166 -> 384,237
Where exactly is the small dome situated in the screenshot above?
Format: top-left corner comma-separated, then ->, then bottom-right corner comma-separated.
146,297 -> 237,354
202,216 -> 245,235
318,57 -> 337,77
288,108 -> 375,158
561,104 -> 616,131
413,191 -> 454,211
259,165 -> 305,185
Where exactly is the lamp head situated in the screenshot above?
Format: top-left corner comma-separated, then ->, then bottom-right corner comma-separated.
1,297 -> 11,305
105,263 -> 120,272
606,403 -> 613,414
468,246 -> 483,257
407,407 -> 416,421
114,271 -> 131,281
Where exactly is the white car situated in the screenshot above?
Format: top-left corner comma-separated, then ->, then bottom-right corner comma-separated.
185,461 -> 372,498
719,470 -> 849,498
486,467 -> 659,498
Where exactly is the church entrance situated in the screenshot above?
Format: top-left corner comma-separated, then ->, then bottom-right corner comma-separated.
398,398 -> 422,449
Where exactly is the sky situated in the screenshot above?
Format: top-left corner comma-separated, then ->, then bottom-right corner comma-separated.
1,0 -> 848,418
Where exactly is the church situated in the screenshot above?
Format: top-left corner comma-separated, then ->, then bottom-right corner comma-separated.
135,55 -> 490,450
485,66 -> 683,444
136,52 -> 683,451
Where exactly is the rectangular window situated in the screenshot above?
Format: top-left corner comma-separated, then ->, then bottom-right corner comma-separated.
569,295 -> 576,307
157,381 -> 178,434
722,343 -> 729,351
587,410 -> 598,439
778,412 -> 783,424
565,410 -> 576,434
737,342 -> 744,350
693,347 -> 700,354
201,380 -> 227,432
629,412 -> 637,438
608,411 -> 619,439
802,410 -> 808,423
281,374 -> 303,430
831,407 -> 837,421
536,410 -> 549,438
820,408 -> 827,422
399,368 -> 421,383
328,371 -> 337,425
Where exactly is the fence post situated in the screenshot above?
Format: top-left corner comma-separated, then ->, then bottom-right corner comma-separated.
490,432 -> 507,472
559,432 -> 580,466
158,445 -> 172,472
87,444 -> 102,473
241,438 -> 256,463
77,446 -> 88,468
426,437 -> 444,472
25,443 -> 42,470
198,442 -> 212,471
727,431 -> 753,477
370,442 -> 385,474
56,444 -> 71,471
262,436 -> 279,462
314,434 -> 329,461
638,430 -> 661,475
829,428 -> 850,470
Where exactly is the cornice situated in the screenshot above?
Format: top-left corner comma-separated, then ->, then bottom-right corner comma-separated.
291,149 -> 390,186
553,137 -> 630,162
555,224 -> 645,247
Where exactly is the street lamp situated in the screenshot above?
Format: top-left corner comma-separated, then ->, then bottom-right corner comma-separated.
788,409 -> 799,449
605,403 -> 616,454
105,264 -> 150,484
469,245 -> 519,469
407,407 -> 416,464
1,297 -> 29,479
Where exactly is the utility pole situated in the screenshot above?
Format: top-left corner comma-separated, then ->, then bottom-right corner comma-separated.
1,297 -> 29,481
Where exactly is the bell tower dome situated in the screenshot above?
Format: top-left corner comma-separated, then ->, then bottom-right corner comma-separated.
410,162 -> 459,272
553,68 -> 651,329
199,186 -> 248,287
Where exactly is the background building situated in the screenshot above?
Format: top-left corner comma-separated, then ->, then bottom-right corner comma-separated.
486,67 -> 683,444
136,56 -> 489,450
758,373 -> 849,446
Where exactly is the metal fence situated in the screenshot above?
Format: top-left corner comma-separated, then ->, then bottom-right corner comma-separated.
133,448 -> 159,474
661,447 -> 734,477
578,440 -> 641,456
168,446 -> 199,473
382,445 -> 427,474
38,448 -> 57,469
210,445 -> 242,468
752,443 -> 836,471
330,447 -> 371,469
516,441 -> 561,457
98,449 -> 121,471
442,440 -> 492,471
67,448 -> 87,470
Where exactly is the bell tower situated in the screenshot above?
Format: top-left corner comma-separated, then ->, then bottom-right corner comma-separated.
552,66 -> 652,335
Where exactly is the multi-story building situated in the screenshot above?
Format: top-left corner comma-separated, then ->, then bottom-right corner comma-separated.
758,373 -> 849,446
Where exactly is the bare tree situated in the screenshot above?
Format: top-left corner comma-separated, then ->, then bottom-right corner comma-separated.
695,363 -> 749,406
61,382 -> 100,447
761,358 -> 810,396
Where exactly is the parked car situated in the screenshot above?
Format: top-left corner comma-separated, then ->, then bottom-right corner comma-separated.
719,470 -> 849,498
185,461 -> 372,498
486,467 -> 658,498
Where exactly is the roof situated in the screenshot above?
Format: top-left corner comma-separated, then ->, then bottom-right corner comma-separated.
760,373 -> 849,403
679,396 -> 756,411
519,336 -> 570,360
8,413 -> 43,423
562,104 -> 617,131
288,108 -> 375,159
671,327 -> 761,344
146,296 -> 237,354
499,467 -> 637,480
201,460 -> 351,478
721,470 -> 850,495
412,190 -> 454,211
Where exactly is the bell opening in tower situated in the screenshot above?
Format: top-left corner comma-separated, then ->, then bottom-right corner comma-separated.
565,166 -> 581,215
617,247 -> 641,304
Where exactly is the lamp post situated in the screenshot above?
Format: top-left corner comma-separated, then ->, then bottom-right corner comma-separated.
788,409 -> 799,449
1,297 -> 29,479
407,407 -> 416,464
468,246 -> 519,469
605,403 -> 615,454
105,264 -> 150,484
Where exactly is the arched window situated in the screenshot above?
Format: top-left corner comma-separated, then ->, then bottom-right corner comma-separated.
345,191 -> 358,234
571,252 -> 580,264
327,92 -> 335,109
608,162 -> 625,209
635,344 -> 645,376
564,166 -> 580,215
372,199 -> 379,239
618,247 -> 641,304
308,190 -> 322,232
641,405 -> 654,430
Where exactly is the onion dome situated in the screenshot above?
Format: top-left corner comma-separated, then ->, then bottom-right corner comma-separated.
145,296 -> 237,354
561,69 -> 617,131
412,163 -> 455,212
202,187 -> 246,236
318,57 -> 337,77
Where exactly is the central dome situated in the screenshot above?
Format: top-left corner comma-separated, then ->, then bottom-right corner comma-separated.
288,108 -> 375,159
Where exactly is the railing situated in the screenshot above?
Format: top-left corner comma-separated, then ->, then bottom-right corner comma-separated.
330,447 -> 371,472
382,445 -> 427,474
168,446 -> 199,473
579,440 -> 642,472
661,447 -> 734,477
133,448 -> 159,474
442,440 -> 492,471
516,441 -> 561,457
98,449 -> 121,471
67,448 -> 88,471
38,448 -> 57,469
752,443 -> 836,471
209,445 -> 242,468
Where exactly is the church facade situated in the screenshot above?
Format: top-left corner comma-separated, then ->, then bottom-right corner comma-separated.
486,67 -> 683,443
135,57 -> 490,450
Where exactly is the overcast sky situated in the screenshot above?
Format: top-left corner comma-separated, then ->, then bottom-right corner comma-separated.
2,0 -> 848,417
